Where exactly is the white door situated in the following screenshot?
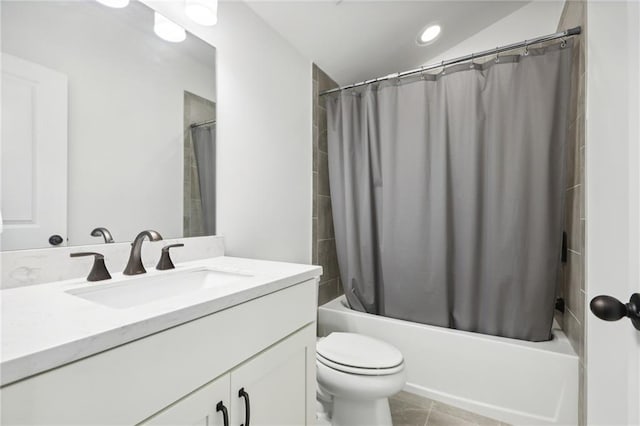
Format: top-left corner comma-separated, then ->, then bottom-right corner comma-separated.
230,329 -> 312,426
585,1 -> 640,425
142,374 -> 231,426
1,53 -> 68,250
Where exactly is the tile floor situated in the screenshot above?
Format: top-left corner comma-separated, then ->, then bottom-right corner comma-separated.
390,391 -> 510,426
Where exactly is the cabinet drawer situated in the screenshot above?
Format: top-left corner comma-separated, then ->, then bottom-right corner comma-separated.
1,279 -> 317,425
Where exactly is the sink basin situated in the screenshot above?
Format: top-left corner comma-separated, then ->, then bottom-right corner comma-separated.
66,268 -> 251,309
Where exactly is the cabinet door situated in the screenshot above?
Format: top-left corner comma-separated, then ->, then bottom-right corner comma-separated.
230,326 -> 315,426
142,374 -> 230,426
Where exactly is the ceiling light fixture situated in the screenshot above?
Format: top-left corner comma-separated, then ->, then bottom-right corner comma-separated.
154,12 -> 186,43
185,0 -> 218,26
417,24 -> 442,46
96,0 -> 130,8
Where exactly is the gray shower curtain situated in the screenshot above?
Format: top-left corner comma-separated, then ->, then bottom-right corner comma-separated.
191,124 -> 216,235
326,43 -> 572,342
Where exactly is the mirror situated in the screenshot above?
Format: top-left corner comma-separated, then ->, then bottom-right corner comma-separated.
1,0 -> 216,251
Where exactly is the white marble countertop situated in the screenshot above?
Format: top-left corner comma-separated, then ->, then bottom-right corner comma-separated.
0,256 -> 321,386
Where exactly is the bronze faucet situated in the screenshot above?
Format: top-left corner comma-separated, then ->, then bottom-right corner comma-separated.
91,227 -> 114,243
123,230 -> 163,275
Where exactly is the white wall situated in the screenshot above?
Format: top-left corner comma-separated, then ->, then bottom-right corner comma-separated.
585,2 -> 640,425
2,1 -> 215,246
142,1 -> 312,264
423,1 -> 565,65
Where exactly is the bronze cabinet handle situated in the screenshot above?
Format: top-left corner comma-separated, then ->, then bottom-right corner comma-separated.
216,401 -> 229,426
238,388 -> 250,426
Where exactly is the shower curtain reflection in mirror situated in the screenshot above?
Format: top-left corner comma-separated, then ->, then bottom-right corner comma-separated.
191,123 -> 216,235
184,91 -> 216,237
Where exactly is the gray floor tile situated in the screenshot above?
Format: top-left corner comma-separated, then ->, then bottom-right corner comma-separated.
391,407 -> 430,426
427,409 -> 477,426
390,396 -> 430,426
389,391 -> 506,426
392,391 -> 434,410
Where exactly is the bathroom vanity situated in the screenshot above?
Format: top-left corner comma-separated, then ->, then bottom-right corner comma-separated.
0,256 -> 321,425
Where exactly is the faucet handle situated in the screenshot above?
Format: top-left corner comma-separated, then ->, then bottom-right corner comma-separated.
70,252 -> 112,282
156,244 -> 184,271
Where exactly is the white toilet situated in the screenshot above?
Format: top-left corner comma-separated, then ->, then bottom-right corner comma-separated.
316,332 -> 406,426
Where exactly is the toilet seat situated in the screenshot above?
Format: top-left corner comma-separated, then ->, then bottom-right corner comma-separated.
317,353 -> 404,376
316,332 -> 404,376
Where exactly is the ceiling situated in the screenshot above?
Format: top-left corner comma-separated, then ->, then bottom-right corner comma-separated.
245,0 -> 531,85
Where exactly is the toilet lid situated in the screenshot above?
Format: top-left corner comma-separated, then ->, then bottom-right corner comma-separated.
316,332 -> 403,369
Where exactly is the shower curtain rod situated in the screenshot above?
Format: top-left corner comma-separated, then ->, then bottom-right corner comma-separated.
190,119 -> 216,128
319,26 -> 581,96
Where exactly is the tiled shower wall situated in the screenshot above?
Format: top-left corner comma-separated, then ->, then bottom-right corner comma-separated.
557,1 -> 586,424
312,64 -> 344,306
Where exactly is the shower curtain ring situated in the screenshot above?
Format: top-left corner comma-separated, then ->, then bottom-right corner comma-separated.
420,66 -> 427,80
495,47 -> 500,63
441,60 -> 446,75
470,53 -> 475,69
523,40 -> 530,56
560,38 -> 567,48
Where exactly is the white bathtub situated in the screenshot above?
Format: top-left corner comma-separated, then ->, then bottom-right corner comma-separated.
318,296 -> 578,426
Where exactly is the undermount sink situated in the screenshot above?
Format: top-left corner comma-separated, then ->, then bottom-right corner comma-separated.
66,268 -> 252,309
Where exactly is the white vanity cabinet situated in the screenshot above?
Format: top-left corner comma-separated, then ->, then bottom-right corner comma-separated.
1,278 -> 318,426
143,374 -> 231,426
228,327 -> 309,426
145,327 -> 310,426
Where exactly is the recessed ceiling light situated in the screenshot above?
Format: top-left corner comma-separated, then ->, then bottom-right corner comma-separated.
154,12 -> 186,43
96,0 -> 130,8
417,24 -> 441,46
185,0 -> 218,26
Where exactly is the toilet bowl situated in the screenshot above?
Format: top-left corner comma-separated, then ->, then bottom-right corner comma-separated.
316,332 -> 406,426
